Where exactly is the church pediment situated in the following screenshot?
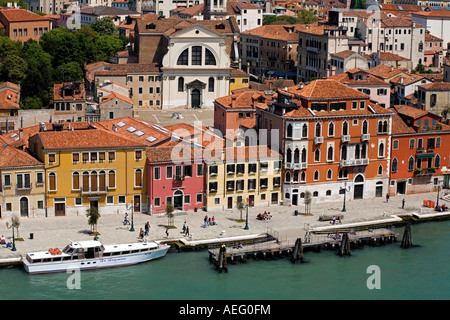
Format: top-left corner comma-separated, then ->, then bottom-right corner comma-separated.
186,79 -> 206,89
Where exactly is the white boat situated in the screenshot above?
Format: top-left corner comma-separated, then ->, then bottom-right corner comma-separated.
23,240 -> 170,274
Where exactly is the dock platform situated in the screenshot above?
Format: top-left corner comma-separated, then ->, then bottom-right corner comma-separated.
208,228 -> 397,266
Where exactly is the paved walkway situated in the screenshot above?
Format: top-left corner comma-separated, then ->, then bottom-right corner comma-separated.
0,192 -> 445,260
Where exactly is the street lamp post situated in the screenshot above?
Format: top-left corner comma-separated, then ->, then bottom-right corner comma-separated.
127,200 -> 135,232
244,199 -> 249,230
341,181 -> 350,212
436,181 -> 441,207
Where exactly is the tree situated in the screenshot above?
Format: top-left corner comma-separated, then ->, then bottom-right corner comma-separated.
236,198 -> 245,220
56,62 -> 84,83
166,202 -> 175,227
297,10 -> 319,24
90,17 -> 118,36
86,207 -> 101,234
0,55 -> 28,84
93,35 -> 124,61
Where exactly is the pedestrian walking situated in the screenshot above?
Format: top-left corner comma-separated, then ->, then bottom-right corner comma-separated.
402,198 -> 405,209
123,213 -> 130,225
182,221 -> 186,233
165,228 -> 169,238
144,221 -> 150,236
185,226 -> 189,237
386,193 -> 390,203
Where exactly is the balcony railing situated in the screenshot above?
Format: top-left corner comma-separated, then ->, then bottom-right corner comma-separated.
81,186 -> 108,195
314,136 -> 324,144
414,167 -> 436,176
341,135 -> 351,143
361,134 -> 370,142
340,158 -> 369,167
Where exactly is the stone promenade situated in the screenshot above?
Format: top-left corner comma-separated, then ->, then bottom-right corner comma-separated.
0,192 -> 446,260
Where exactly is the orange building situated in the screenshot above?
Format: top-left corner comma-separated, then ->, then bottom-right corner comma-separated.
257,79 -> 394,205
389,105 -> 450,196
0,8 -> 51,43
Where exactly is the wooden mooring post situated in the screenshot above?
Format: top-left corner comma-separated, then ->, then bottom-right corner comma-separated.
338,232 -> 351,256
401,223 -> 413,249
216,244 -> 228,273
291,238 -> 303,263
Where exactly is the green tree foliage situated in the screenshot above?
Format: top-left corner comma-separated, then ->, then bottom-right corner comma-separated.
0,23 -> 126,108
90,17 -> 118,36
0,55 -> 28,84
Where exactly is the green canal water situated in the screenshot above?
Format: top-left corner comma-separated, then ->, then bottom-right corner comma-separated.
0,221 -> 448,300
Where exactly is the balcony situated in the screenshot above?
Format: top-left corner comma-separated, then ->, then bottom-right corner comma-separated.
414,167 -> 436,176
341,135 -> 350,143
340,158 -> 369,167
16,183 -> 32,192
292,162 -> 308,170
81,187 -> 108,195
306,46 -> 319,53
314,136 -> 324,144
361,134 -> 370,142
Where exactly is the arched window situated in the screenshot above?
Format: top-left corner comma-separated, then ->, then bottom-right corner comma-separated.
328,122 -> 334,136
314,170 -> 319,181
49,172 -> 56,191
286,148 -> 292,163
82,171 -> 89,191
378,165 -> 383,175
315,122 -> 321,137
301,148 -> 307,163
327,146 -> 333,161
435,154 -> 441,168
379,143 -> 385,157
314,149 -> 320,162
108,170 -> 116,189
342,121 -> 349,135
208,77 -> 214,92
285,171 -> 291,182
302,123 -> 308,137
135,169 -> 143,187
392,158 -> 398,172
205,48 -> 216,65
294,148 -> 300,163
327,169 -> 332,180
72,172 -> 79,190
286,123 -> 293,138
177,48 -> 188,65
341,145 -> 347,160
355,174 -> 364,183
361,144 -> 367,158
300,171 -> 306,182
362,120 -> 368,134
383,121 -> 388,133
99,170 -> 106,191
293,171 -> 299,182
178,77 -> 184,92
408,157 -> 414,171
355,144 -> 360,159
91,171 -> 98,191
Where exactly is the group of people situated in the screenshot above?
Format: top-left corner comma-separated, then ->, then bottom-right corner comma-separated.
203,215 -> 216,228
138,221 -> 151,239
0,235 -> 13,248
257,211 -> 272,220
304,232 -> 312,243
435,204 -> 448,212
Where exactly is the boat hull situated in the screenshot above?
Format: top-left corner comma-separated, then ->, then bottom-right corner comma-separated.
23,246 -> 169,274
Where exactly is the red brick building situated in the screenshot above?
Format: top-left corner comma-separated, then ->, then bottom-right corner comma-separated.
389,105 -> 450,195
257,79 -> 394,205
0,8 -> 51,43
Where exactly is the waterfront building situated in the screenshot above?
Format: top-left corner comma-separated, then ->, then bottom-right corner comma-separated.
147,146 -> 205,214
389,105 -> 450,194
257,79 -> 394,204
28,125 -> 148,216
204,145 -> 282,211
0,135 -> 45,219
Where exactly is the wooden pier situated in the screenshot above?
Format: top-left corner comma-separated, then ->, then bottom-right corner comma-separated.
208,228 -> 397,269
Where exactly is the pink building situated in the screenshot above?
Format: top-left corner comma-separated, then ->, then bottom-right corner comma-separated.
147,146 -> 205,214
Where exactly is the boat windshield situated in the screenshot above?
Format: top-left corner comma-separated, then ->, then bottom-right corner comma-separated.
63,245 -> 74,254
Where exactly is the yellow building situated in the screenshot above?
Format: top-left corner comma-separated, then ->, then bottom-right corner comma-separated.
0,135 -> 45,219
229,68 -> 250,94
28,127 -> 148,217
204,145 -> 282,211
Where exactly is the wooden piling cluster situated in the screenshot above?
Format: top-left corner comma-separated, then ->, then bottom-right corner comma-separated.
400,223 -> 414,248
208,228 -> 397,272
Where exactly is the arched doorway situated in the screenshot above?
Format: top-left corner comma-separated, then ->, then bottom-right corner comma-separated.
20,197 -> 29,217
353,174 -> 365,199
191,89 -> 200,108
173,190 -> 183,210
